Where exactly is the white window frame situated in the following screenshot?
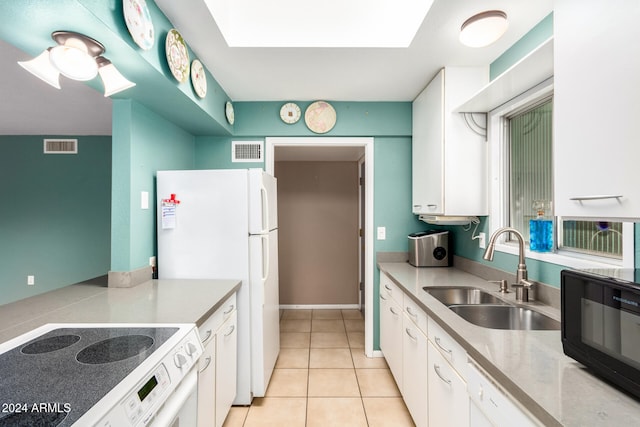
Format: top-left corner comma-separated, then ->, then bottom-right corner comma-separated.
487,78 -> 634,269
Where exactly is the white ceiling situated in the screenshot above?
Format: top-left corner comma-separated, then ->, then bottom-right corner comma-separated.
0,0 -> 552,137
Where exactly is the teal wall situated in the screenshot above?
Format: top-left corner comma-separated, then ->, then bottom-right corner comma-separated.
0,135 -> 111,304
111,100 -> 196,272
195,101 -> 421,349
490,13 -> 554,79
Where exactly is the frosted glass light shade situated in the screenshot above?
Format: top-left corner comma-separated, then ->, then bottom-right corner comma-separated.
17,49 -> 61,89
460,10 -> 508,48
49,44 -> 98,81
97,59 -> 136,97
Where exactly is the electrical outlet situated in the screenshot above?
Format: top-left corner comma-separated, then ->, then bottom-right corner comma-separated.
27,275 -> 35,286
149,256 -> 156,267
478,232 -> 486,249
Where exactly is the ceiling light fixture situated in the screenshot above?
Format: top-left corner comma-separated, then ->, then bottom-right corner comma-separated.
18,31 -> 135,97
459,10 -> 508,48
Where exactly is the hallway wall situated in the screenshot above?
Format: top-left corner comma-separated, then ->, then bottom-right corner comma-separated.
276,161 -> 359,305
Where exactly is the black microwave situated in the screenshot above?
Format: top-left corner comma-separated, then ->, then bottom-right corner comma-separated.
562,269 -> 640,400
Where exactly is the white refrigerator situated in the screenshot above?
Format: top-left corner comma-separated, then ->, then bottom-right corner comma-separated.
156,168 -> 280,405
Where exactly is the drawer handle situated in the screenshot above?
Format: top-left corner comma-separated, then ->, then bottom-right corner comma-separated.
199,356 -> 212,373
406,306 -> 418,318
405,328 -> 417,341
380,293 -> 388,301
201,329 -> 212,344
569,194 -> 623,201
389,306 -> 399,316
224,325 -> 236,337
434,336 -> 452,355
384,284 -> 392,291
433,364 -> 452,386
224,304 -> 235,315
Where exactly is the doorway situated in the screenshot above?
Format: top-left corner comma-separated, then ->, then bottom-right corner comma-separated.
266,137 -> 374,357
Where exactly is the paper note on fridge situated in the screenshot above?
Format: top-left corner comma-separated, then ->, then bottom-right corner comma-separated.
161,201 -> 177,229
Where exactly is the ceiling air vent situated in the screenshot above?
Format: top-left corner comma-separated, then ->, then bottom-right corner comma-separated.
232,140 -> 263,162
44,139 -> 78,154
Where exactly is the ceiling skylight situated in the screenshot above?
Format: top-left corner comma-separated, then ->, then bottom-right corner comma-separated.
204,0 -> 434,48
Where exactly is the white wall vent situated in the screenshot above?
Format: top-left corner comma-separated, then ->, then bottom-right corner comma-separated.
232,140 -> 263,162
44,139 -> 78,154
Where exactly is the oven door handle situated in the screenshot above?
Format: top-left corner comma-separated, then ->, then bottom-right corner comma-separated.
147,367 -> 197,426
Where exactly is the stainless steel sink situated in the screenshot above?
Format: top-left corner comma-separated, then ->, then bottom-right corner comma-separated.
448,304 -> 560,330
423,286 -> 507,306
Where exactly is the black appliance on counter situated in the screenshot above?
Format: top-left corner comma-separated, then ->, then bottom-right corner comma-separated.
561,269 -> 640,400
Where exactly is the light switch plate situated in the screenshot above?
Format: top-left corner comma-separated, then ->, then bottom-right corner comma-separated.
141,191 -> 149,210
377,226 -> 386,240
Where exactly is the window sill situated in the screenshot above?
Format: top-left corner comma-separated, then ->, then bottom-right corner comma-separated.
494,242 -> 624,270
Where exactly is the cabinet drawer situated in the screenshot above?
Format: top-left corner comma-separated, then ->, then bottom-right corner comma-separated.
428,317 -> 467,378
467,361 -> 539,427
403,294 -> 428,335
381,272 -> 402,304
428,341 -> 469,427
198,293 -> 237,345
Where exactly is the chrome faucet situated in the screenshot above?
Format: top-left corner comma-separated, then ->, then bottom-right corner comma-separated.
483,227 -> 532,301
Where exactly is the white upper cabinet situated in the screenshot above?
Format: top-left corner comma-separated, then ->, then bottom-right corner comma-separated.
554,0 -> 640,220
412,67 -> 488,220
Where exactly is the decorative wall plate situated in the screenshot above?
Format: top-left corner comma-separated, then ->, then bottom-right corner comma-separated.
165,29 -> 190,83
123,0 -> 154,50
304,101 -> 336,133
280,102 -> 301,124
225,101 -> 235,125
190,59 -> 207,98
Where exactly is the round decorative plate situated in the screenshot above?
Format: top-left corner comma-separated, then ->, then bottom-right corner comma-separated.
165,29 -> 190,83
304,101 -> 336,133
123,0 -> 154,50
190,59 -> 207,98
280,102 -> 301,124
225,101 -> 235,125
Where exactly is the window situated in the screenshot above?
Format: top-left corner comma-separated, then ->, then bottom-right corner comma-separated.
489,81 -> 631,267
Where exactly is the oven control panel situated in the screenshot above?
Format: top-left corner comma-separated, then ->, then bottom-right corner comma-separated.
92,326 -> 203,427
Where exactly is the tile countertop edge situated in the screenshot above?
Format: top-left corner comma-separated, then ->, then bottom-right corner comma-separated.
377,262 -> 640,427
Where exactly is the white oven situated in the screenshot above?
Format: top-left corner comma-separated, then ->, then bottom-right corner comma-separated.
0,323 -> 203,427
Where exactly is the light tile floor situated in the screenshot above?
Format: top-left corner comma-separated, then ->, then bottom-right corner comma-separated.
222,309 -> 415,426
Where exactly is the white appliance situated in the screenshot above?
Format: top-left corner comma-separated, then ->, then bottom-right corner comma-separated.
0,323 -> 202,426
156,168 -> 280,405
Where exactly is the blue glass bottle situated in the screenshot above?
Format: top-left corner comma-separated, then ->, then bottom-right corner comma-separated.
529,218 -> 553,252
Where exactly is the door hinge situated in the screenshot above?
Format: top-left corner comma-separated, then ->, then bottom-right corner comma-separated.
359,177 -> 364,186
359,282 -> 364,291
359,228 -> 363,237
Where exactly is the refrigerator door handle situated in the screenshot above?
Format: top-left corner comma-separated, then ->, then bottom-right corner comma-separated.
261,234 -> 269,282
260,183 -> 269,233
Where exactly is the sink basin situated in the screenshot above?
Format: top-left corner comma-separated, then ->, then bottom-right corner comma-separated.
423,286 -> 506,306
448,304 -> 560,330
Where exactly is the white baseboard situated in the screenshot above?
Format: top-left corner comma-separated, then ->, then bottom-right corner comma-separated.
279,304 -> 360,310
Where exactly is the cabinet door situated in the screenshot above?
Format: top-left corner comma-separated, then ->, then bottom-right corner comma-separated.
412,68 -> 444,215
402,314 -> 428,427
215,311 -> 237,427
197,340 -> 215,427
379,292 -> 403,391
554,0 -> 640,219
428,341 -> 469,427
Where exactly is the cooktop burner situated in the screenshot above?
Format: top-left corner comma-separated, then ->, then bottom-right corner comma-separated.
76,335 -> 154,365
0,326 -> 178,427
21,335 -> 81,355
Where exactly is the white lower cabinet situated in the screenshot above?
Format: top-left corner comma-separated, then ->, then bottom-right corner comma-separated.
379,290 -> 403,390
196,293 -> 238,427
215,311 -> 238,427
427,340 -> 469,427
466,361 -> 538,427
402,313 -> 428,427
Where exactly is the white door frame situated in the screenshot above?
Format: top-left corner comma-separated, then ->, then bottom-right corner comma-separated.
266,137 -> 375,357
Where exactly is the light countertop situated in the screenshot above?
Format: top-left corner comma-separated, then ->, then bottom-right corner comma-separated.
0,279 -> 241,345
378,262 -> 640,427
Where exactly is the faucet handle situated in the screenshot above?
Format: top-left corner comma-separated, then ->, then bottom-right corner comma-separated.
519,279 -> 535,288
489,280 -> 509,293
